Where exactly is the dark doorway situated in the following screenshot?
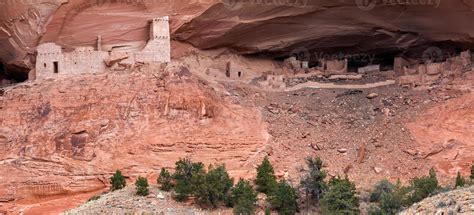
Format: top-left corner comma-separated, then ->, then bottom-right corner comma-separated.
238,71 -> 242,77
53,61 -> 59,74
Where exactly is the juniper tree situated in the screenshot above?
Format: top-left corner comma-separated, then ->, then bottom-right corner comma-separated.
193,164 -> 234,208
173,158 -> 205,201
369,179 -> 395,202
455,172 -> 465,188
135,176 -> 149,196
321,176 -> 360,215
158,167 -> 173,191
408,168 -> 439,204
231,179 -> 258,215
369,180 -> 405,214
269,180 -> 299,215
110,170 -> 126,191
470,162 -> 474,183
256,156 -> 277,195
300,157 -> 327,205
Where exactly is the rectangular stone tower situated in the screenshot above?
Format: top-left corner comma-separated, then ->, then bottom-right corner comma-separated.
136,16 -> 171,63
150,16 -> 170,41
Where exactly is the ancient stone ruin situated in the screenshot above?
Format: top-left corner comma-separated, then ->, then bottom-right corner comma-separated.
34,17 -> 171,79
396,50 -> 472,87
358,64 -> 380,74
317,58 -> 348,75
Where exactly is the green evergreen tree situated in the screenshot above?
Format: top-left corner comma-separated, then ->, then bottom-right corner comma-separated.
470,162 -> 474,183
158,167 -> 173,191
231,179 -> 258,215
455,172 -> 465,188
193,164 -> 234,208
300,157 -> 327,205
369,180 -> 395,202
321,176 -> 360,215
256,156 -> 277,195
110,170 -> 126,191
173,158 -> 205,201
408,168 -> 438,204
379,191 -> 403,214
269,180 -> 299,215
264,208 -> 271,215
135,176 -> 149,196
367,179 -> 404,214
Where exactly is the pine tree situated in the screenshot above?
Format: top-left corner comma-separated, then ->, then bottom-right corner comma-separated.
408,168 -> 439,204
135,176 -> 149,196
269,180 -> 299,215
321,176 -> 360,215
231,179 -> 258,215
369,179 -> 395,202
256,156 -> 277,195
300,157 -> 327,205
173,158 -> 205,201
455,172 -> 465,188
369,179 -> 405,215
110,170 -> 126,191
158,168 -> 173,191
193,164 -> 234,208
470,162 -> 474,183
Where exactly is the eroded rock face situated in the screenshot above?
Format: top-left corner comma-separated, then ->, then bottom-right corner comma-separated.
0,0 -> 216,76
2,0 -> 474,75
0,0 -> 63,78
408,92 -> 474,177
0,65 -> 268,211
175,1 -> 474,59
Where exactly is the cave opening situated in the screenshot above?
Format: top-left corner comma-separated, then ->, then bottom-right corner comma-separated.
0,61 -> 29,87
347,51 -> 398,73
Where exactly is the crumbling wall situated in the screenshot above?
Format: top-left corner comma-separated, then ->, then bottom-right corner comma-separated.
318,59 -> 348,75
358,64 -> 380,74
267,74 -> 285,89
397,50 -> 472,87
394,57 -> 409,75
35,16 -> 171,80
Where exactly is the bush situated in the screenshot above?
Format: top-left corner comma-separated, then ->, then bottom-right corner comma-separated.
135,176 -> 149,196
379,190 -> 403,214
470,163 -> 474,183
321,176 -> 360,215
369,180 -> 395,202
193,165 -> 234,208
455,172 -> 465,188
368,179 -> 404,214
110,170 -> 126,191
269,180 -> 298,215
300,157 -> 327,204
256,156 -> 277,195
87,195 -> 101,202
158,168 -> 173,191
367,205 -> 384,215
231,179 -> 258,215
265,208 -> 271,215
408,168 -> 438,204
173,158 -> 205,201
